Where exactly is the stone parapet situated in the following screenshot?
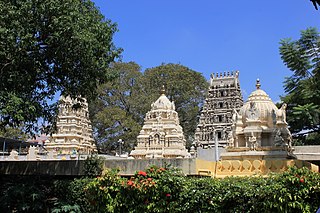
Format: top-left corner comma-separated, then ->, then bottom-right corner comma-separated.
0,158 -> 317,178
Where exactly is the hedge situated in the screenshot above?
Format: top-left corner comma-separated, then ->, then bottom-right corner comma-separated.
1,166 -> 320,212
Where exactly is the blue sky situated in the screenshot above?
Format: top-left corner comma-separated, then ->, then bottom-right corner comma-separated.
93,0 -> 319,102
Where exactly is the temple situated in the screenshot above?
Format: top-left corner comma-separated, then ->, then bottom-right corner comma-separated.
222,79 -> 294,160
194,71 -> 243,148
130,87 -> 190,159
45,96 -> 97,155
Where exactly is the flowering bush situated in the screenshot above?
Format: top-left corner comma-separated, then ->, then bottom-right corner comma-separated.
84,166 -> 320,213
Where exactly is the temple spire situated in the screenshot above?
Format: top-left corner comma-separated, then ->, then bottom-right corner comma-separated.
256,79 -> 261,90
160,85 -> 166,95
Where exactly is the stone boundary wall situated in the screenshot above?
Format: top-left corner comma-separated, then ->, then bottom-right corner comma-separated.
0,158 -> 197,176
293,146 -> 320,161
0,157 -> 318,177
0,160 -> 83,176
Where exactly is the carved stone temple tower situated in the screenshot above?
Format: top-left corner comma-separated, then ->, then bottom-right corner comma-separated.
194,71 -> 243,148
45,96 -> 97,155
130,87 -> 190,159
223,79 -> 294,158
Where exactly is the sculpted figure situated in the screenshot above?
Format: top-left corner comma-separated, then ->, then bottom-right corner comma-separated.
227,131 -> 234,147
274,129 -> 285,146
214,115 -> 218,123
232,109 -> 238,123
248,133 -> 257,150
171,101 -> 175,110
246,102 -> 259,120
276,103 -> 287,124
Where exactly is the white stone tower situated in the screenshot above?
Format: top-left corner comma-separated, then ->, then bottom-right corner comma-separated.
130,87 -> 189,159
45,96 -> 97,155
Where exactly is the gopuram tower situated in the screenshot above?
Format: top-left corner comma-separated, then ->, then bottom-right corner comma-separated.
130,87 -> 189,159
46,96 -> 97,155
194,71 -> 243,148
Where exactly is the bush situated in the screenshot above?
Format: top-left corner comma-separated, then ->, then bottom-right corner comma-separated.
1,166 -> 319,212
83,155 -> 104,176
85,166 -> 320,213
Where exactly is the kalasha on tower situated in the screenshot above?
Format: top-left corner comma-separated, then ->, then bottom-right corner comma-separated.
194,71 -> 243,148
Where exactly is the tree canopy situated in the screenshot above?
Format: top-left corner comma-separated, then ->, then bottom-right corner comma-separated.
89,62 -> 208,154
310,0 -> 320,10
279,27 -> 320,144
0,0 -> 121,134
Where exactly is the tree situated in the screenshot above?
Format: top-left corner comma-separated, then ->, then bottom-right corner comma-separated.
90,62 -> 208,153
279,27 -> 320,145
89,62 -> 145,154
0,126 -> 29,141
310,0 -> 320,10
0,0 -> 121,134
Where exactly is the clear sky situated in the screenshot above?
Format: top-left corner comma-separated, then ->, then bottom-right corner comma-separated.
93,0 -> 319,101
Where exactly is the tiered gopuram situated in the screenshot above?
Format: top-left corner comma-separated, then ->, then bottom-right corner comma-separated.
130,87 -> 189,159
194,71 -> 243,148
45,96 -> 97,155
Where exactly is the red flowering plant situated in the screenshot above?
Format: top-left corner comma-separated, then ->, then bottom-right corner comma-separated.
117,165 -> 185,212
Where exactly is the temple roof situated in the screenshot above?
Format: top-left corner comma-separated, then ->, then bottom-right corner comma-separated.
240,79 -> 278,125
247,79 -> 272,102
151,88 -> 175,110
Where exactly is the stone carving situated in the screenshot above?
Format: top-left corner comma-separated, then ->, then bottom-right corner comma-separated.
246,102 -> 260,121
46,96 -> 97,155
27,146 -> 37,160
9,149 -> 19,160
274,129 -> 285,147
130,88 -> 189,159
227,131 -> 234,147
222,79 -> 295,160
248,133 -> 257,150
274,127 -> 293,153
276,103 -> 287,124
194,71 -> 243,148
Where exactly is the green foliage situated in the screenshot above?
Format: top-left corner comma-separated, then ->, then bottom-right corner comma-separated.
267,166 -> 320,212
83,155 -> 104,176
86,165 -> 186,213
0,0 -> 121,134
89,62 -> 144,154
51,204 -> 81,213
1,167 -> 320,212
279,27 -> 320,144
0,125 -> 29,141
53,178 -> 93,213
85,166 -> 320,213
0,176 -> 51,213
89,62 -> 208,153
310,0 -> 320,10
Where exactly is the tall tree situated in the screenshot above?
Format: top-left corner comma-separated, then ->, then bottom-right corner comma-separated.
89,62 -> 144,153
0,0 -> 121,134
279,27 -> 320,145
310,0 -> 320,10
90,62 -> 208,153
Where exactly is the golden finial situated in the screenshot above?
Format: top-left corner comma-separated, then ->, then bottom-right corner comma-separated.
160,85 -> 166,95
256,79 -> 261,89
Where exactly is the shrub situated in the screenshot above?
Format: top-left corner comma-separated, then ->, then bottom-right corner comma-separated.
83,155 -> 104,176
85,166 -> 320,213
